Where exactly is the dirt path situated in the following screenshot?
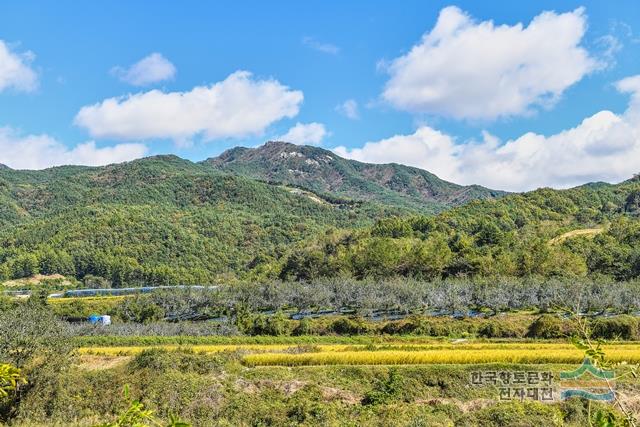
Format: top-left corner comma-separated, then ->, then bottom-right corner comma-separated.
548,228 -> 604,245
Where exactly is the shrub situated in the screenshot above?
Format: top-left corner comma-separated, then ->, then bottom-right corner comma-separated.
592,316 -> 639,340
0,304 -> 73,422
129,349 -> 223,374
246,312 -> 294,336
292,318 -> 316,336
381,317 -> 478,337
0,364 -> 25,400
380,320 -> 414,335
469,401 -> 563,427
477,320 -> 524,338
330,317 -> 371,335
526,315 -> 565,339
115,296 -> 165,323
362,369 -> 404,405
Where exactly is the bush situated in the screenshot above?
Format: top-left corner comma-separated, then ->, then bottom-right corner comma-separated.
0,304 -> 73,422
526,315 -> 565,339
115,296 -> 165,323
330,317 -> 371,335
592,316 -> 639,340
469,401 -> 563,427
129,348 -> 223,374
50,297 -> 121,319
362,369 -> 404,405
477,320 -> 524,339
380,319 -> 415,335
245,312 -> 295,336
292,318 -> 317,336
382,317 -> 481,337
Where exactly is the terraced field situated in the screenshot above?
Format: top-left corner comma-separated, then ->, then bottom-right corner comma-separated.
78,340 -> 640,366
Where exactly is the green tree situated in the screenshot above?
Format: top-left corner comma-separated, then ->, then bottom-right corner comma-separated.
10,253 -> 39,279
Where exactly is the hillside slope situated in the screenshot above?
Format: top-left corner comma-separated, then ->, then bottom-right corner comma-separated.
275,176 -> 640,281
205,141 -> 505,213
0,155 -> 401,285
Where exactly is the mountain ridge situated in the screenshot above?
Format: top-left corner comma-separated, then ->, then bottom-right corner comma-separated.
0,151 -> 413,284
0,145 -> 638,284
204,140 -> 506,213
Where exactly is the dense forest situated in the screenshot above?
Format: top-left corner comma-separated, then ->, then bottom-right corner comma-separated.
0,155 -> 398,285
277,177 -> 640,281
0,145 -> 639,287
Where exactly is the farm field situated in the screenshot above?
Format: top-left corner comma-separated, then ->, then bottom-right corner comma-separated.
60,348 -> 640,427
77,339 -> 640,365
61,343 -> 640,426
5,304 -> 640,425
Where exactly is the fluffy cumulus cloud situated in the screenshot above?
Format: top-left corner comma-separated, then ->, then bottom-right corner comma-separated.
0,40 -> 38,92
111,52 -> 176,86
382,6 -> 598,120
336,99 -> 359,119
75,71 -> 303,145
335,126 -> 460,181
278,122 -> 327,145
336,75 -> 640,192
0,127 -> 147,170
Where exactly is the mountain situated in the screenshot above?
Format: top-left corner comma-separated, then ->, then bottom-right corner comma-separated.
0,143 -> 505,286
3,144 -> 632,287
204,141 -> 505,213
276,175 -> 640,281
0,155 -> 401,285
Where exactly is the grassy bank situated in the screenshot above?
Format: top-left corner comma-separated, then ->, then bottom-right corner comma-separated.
13,348 -> 635,426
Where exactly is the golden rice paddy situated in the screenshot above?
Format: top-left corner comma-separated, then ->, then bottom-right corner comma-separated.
79,343 -> 355,356
78,341 -> 640,366
243,347 -> 640,366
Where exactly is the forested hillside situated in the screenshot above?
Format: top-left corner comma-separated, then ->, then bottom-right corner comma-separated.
0,144 -> 507,286
206,141 -> 504,213
0,155 -> 404,285
0,144 -> 638,287
276,176 -> 640,281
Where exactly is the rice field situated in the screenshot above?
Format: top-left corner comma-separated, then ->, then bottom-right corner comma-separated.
243,347 -> 640,366
79,343 -> 356,356
79,341 -> 640,366
48,295 -> 128,303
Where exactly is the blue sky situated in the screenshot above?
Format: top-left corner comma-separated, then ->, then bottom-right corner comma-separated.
0,1 -> 639,191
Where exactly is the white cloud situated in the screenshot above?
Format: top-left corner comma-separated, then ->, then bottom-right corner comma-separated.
302,37 -> 340,55
335,75 -> 640,192
0,127 -> 147,170
382,6 -> 598,120
596,34 -> 622,66
0,40 -> 38,93
336,99 -> 359,120
111,52 -> 176,86
75,71 -> 303,145
334,127 -> 460,182
278,122 -> 327,146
